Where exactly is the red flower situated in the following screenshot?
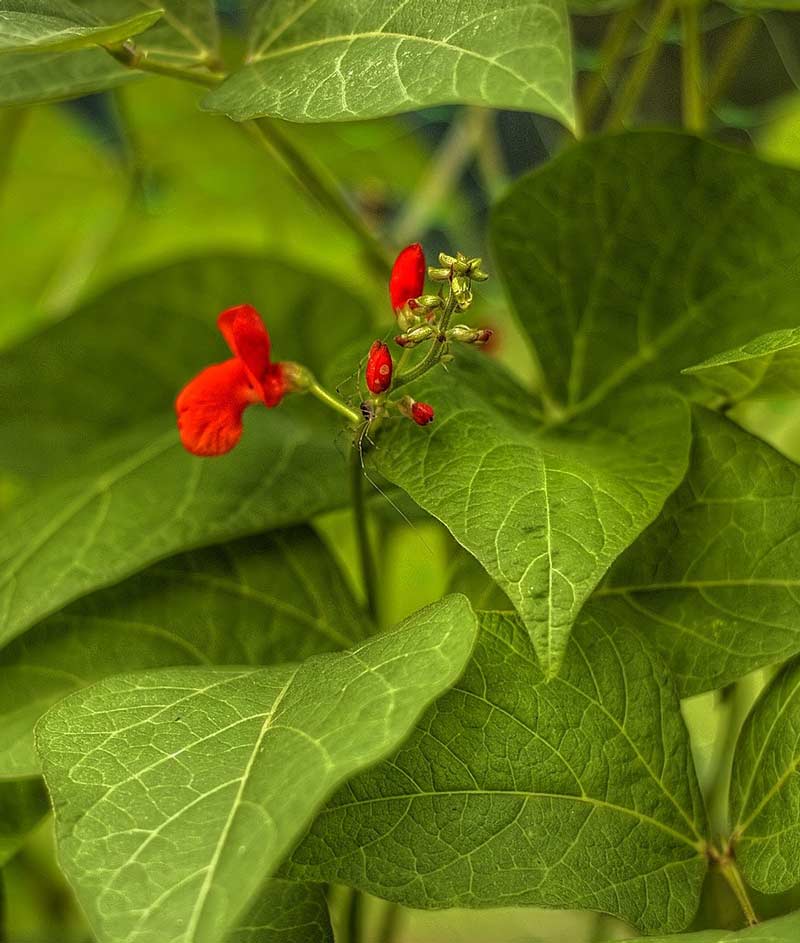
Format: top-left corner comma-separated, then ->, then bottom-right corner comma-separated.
411,401 -> 435,425
389,243 -> 425,311
176,304 -> 287,457
365,340 -> 393,394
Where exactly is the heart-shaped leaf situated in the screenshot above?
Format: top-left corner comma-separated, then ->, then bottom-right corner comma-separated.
730,653 -> 800,893
288,609 -> 707,933
38,595 -> 477,943
596,407 -> 800,696
373,356 -> 690,676
0,526 -> 369,779
0,1 -> 162,55
490,132 -> 800,416
202,0 -> 575,129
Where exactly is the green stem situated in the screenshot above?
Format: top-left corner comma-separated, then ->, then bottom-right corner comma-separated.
307,380 -> 362,425
351,448 -> 379,625
706,15 -> 757,110
377,901 -> 401,943
580,4 -> 641,129
0,869 -> 6,943
394,288 -> 458,388
719,858 -> 758,926
605,0 -> 677,130
392,106 -> 491,245
249,119 -> 392,280
681,3 -> 705,131
106,43 -> 223,87
105,43 -> 392,281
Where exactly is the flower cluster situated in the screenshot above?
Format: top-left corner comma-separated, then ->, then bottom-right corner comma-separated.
176,243 -> 491,456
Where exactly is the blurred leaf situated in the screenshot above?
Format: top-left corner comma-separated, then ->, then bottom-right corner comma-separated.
596,407 -> 800,696
0,526 -> 370,778
0,1 -> 162,56
229,881 -> 332,943
0,81 -> 436,347
684,326 -> 800,403
38,595 -> 477,943
373,355 -> 690,677
0,46 -> 134,106
730,653 -> 800,893
203,0 -> 575,129
288,610 -> 707,933
624,910 -> 800,941
0,402 -> 352,652
0,779 -> 49,865
0,254 -> 371,481
490,132 -> 800,416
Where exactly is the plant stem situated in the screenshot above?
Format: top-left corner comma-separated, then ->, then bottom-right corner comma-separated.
392,107 -> 491,245
248,119 -> 392,279
681,3 -> 705,131
580,4 -> 641,130
719,857 -> 758,926
377,901 -> 401,943
346,889 -> 365,943
351,448 -> 379,624
394,287 -> 458,388
605,0 -> 677,130
105,43 -> 392,281
106,43 -> 223,87
706,15 -> 757,110
307,380 -> 362,425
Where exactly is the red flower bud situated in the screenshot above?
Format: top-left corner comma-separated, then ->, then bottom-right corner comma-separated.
411,401 -> 434,425
389,243 -> 426,311
365,340 -> 393,394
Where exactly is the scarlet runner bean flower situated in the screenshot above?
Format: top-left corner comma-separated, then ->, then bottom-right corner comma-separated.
176,304 -> 292,457
365,340 -> 393,394
389,243 -> 425,311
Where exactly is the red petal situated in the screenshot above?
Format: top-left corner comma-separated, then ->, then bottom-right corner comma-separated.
261,363 -> 288,408
176,358 -> 255,456
217,305 -> 272,386
389,243 -> 426,310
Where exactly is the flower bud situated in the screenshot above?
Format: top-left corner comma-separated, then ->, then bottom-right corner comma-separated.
411,401 -> 435,425
390,243 -> 426,311
365,340 -> 393,394
448,325 -> 494,346
438,252 -> 457,267
398,395 -> 434,426
428,266 -> 451,282
452,275 -> 473,309
395,324 -> 434,348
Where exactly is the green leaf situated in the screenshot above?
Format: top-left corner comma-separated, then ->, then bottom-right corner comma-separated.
0,1 -> 162,55
373,356 -> 690,677
287,609 -> 707,933
202,0 -> 575,129
0,404 -> 352,651
0,254 -> 371,482
0,1 -> 218,104
683,326 -> 800,404
0,46 -> 134,106
0,779 -> 49,866
595,406 -> 800,696
730,654 -> 800,893
37,595 -> 477,943
0,526 -> 369,779
623,911 -> 800,942
490,132 -> 800,415
229,880 -> 331,943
